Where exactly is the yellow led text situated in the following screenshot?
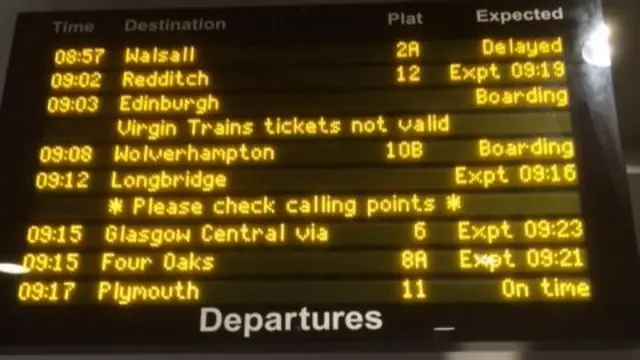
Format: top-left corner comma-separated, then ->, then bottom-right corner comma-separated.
21,253 -> 80,274
116,196 -> 299,218
539,277 -> 591,299
110,170 -> 227,193
100,251 -> 214,274
455,165 -> 510,188
100,252 -> 153,273
396,40 -> 421,59
18,281 -> 77,303
264,116 -> 342,136
201,223 -> 329,244
500,277 -> 591,300
119,94 -> 219,115
396,64 -> 421,84
211,196 -> 276,216
522,218 -> 584,240
122,196 -> 362,218
121,70 -> 210,89
54,48 -> 106,66
284,195 -> 356,218
395,114 -> 450,135
501,278 -> 531,299
105,223 -> 327,247
47,96 -> 100,115
285,194 -> 436,218
477,137 -> 574,159
35,171 -> 90,191
400,249 -> 428,271
97,280 -> 200,305
115,115 -> 453,140
386,141 -> 424,161
163,252 -> 214,272
129,196 -> 204,217
459,248 -> 516,272
39,145 -> 94,165
455,163 -> 578,188
481,37 -> 563,58
450,63 -> 501,84
402,279 -> 427,301
105,224 -> 192,248
475,86 -> 569,108
123,46 -> 197,65
119,196 -> 278,218
112,143 -> 276,165
117,119 -> 179,141
26,224 -> 84,246
365,194 -> 436,217
261,115 -> 451,137
201,223 -> 287,244
451,61 -> 567,83
51,71 -> 103,90
412,222 -> 428,241
450,61 -> 567,83
108,195 -> 447,219
189,118 -> 254,137
458,220 -> 514,244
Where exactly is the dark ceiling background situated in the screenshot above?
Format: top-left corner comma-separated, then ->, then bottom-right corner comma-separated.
604,0 -> 640,165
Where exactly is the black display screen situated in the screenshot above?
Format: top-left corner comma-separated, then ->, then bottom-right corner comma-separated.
0,0 -> 639,353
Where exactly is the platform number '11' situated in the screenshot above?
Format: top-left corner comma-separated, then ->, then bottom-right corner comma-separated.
402,278 -> 427,300
395,40 -> 422,84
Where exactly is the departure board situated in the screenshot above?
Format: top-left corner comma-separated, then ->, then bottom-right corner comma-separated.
1,0 -> 639,353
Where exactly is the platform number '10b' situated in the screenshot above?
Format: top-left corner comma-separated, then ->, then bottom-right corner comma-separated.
395,40 -> 422,84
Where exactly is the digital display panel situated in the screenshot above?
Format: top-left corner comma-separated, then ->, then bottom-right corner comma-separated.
0,0 -> 639,353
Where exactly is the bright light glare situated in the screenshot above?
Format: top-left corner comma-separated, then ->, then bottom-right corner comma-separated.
582,23 -> 612,67
434,326 -> 456,332
0,263 -> 30,275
